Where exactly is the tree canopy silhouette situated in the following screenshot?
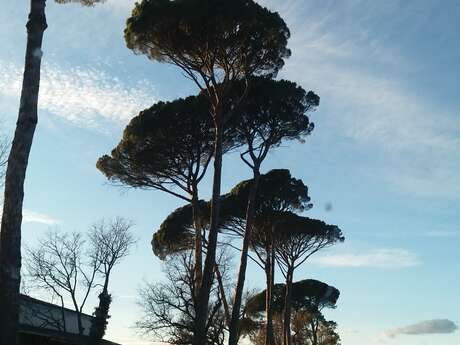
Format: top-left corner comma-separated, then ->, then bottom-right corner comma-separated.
272,213 -> 343,345
226,77 -> 318,169
245,279 -> 340,316
152,169 -> 317,345
125,3 -> 292,342
125,0 -> 290,82
97,95 -> 219,202
97,94 -> 239,291
223,78 -> 319,344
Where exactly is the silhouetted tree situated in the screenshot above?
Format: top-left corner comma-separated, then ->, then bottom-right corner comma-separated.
125,2 -> 291,342
274,216 -> 344,345
228,173 -> 312,345
244,280 -> 340,345
26,231 -> 100,336
225,77 -> 319,345
152,169 -> 312,345
0,1 -> 105,343
97,95 -> 222,292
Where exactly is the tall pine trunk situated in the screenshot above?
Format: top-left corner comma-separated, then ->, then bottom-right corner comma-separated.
0,1 -> 47,344
193,110 -> 223,345
191,192 -> 203,294
228,169 -> 261,345
282,267 -> 294,345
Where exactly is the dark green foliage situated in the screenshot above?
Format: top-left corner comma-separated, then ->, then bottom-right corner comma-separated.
245,279 -> 340,315
152,200 -> 209,260
274,212 -> 344,245
226,77 -> 318,168
224,169 -> 311,218
250,212 -> 344,256
125,0 -> 291,79
97,95 -> 217,200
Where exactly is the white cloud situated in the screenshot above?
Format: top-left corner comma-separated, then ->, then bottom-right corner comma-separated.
385,319 -> 458,338
22,210 -> 59,225
0,60 -> 157,130
311,248 -> 419,268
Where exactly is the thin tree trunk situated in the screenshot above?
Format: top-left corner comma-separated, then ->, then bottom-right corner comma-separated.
228,169 -> 260,345
193,110 -> 223,345
265,245 -> 275,345
283,267 -> 294,345
191,192 -> 203,294
76,309 -> 84,335
0,1 -> 47,344
214,264 -> 230,325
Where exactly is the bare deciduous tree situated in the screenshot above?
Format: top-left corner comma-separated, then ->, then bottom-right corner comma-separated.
26,231 -> 100,336
137,251 -> 227,345
88,217 -> 136,344
25,217 -> 135,341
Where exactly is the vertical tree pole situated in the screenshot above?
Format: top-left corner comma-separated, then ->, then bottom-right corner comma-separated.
0,1 -> 47,344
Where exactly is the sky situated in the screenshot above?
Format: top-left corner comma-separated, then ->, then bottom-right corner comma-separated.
1,1 -> 459,345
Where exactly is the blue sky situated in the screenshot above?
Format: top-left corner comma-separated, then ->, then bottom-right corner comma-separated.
1,1 -> 459,344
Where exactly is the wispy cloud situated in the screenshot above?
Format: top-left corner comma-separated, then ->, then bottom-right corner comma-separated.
22,210 -> 59,225
384,319 -> 458,338
0,60 -> 157,130
311,248 -> 420,268
260,1 -> 460,200
425,229 -> 460,238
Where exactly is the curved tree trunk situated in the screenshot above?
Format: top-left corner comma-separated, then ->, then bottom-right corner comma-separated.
0,1 -> 47,344
193,110 -> 223,345
228,169 -> 260,345
283,267 -> 294,345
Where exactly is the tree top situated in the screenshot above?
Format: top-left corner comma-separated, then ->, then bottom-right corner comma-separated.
125,0 -> 291,79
